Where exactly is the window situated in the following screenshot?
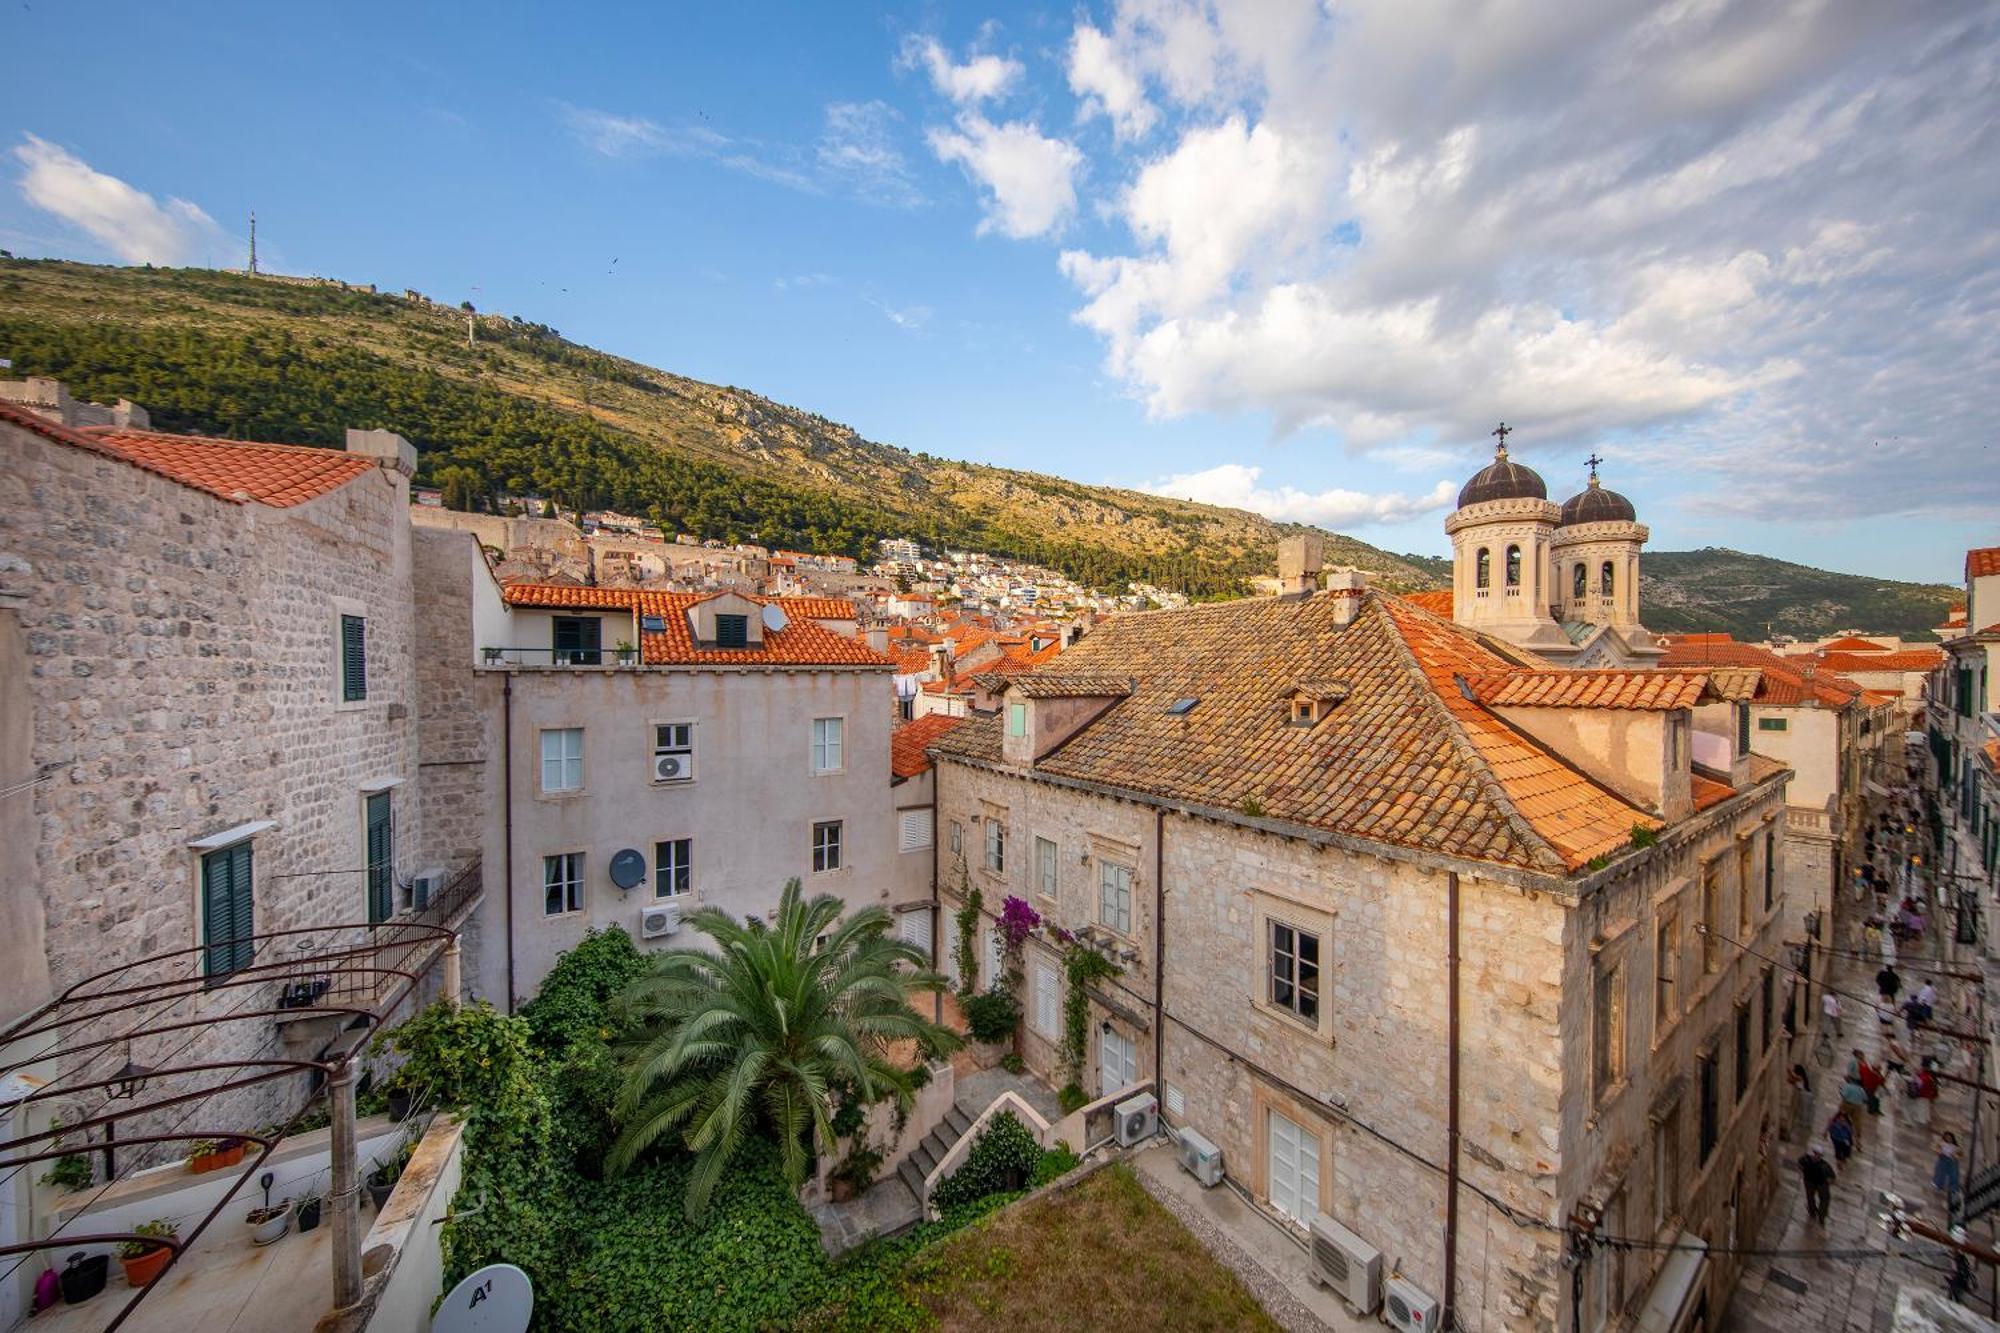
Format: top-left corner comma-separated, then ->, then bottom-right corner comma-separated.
715,613 -> 749,649
1007,702 -> 1027,738
1734,1004 -> 1752,1103
655,838 -> 691,897
1600,561 -> 1615,597
365,791 -> 394,924
1760,966 -> 1775,1052
1504,544 -> 1522,588
1698,1049 -> 1719,1163
1475,548 -> 1491,589
1736,703 -> 1751,755
1032,961 -> 1060,1038
652,722 -> 693,784
1268,920 -> 1320,1022
949,820 -> 963,856
543,853 -> 583,915
1652,1106 -> 1681,1227
812,820 -> 843,873
985,819 -> 1006,874
1655,906 -> 1680,1028
1035,836 -> 1058,899
540,728 -> 584,793
340,614 -> 367,702
897,808 -> 933,853
811,717 -> 844,773
1573,563 -> 1587,600
1757,716 -> 1788,732
552,615 -> 601,665
1099,861 -> 1133,935
1594,956 -> 1626,1099
1701,863 -> 1722,973
201,842 -> 255,980
1736,842 -> 1754,937
1763,829 -> 1776,911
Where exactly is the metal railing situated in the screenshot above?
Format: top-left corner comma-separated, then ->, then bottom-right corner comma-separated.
477,646 -> 643,667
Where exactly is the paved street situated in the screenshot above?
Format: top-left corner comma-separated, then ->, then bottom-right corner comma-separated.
1727,770 -> 2000,1332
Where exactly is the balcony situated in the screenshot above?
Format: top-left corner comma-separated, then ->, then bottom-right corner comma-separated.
478,645 -> 643,668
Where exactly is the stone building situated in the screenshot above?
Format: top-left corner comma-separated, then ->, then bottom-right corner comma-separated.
926,453 -> 1794,1333
1925,546 -> 2000,913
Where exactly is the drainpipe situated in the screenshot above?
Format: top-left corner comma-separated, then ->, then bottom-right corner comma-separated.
1153,808 -> 1166,1101
933,763 -> 944,1027
1443,870 -> 1461,1330
502,673 -> 517,1014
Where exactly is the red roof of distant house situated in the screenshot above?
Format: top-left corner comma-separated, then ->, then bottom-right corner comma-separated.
1968,548 -> 2000,579
1403,590 -> 1455,616
891,713 -> 965,778
1,402 -> 378,508
1658,634 -> 1864,709
500,585 -> 888,668
890,646 -> 935,675
1821,636 -> 1886,652
1816,649 -> 1944,673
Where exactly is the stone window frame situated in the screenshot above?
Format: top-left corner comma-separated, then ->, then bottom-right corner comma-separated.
331,596 -> 370,713
1249,889 -> 1335,1041
1592,946 -> 1629,1108
538,726 -> 586,798
1098,860 -> 1135,937
980,805 -> 1009,880
542,851 -> 585,917
188,821 -> 274,987
1034,835 -> 1059,903
810,715 -> 846,777
1649,1088 -> 1684,1230
650,718 -> 696,788
811,819 -> 845,875
1652,890 -> 1683,1047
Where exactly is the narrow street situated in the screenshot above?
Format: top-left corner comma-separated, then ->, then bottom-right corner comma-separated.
1728,752 -> 2000,1331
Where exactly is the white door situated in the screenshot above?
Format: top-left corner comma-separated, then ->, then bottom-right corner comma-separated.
1268,1109 -> 1320,1226
1100,1027 -> 1137,1096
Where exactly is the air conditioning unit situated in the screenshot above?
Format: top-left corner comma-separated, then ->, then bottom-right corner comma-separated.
1383,1275 -> 1441,1332
407,867 -> 446,911
1174,1127 -> 1224,1187
1114,1092 -> 1158,1147
653,752 -> 694,784
1307,1212 -> 1381,1316
639,905 -> 680,940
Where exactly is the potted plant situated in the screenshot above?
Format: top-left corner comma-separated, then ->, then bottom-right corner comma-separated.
385,1080 -> 414,1123
482,646 -> 504,664
187,1137 -> 244,1173
296,1192 -> 323,1234
41,1151 -> 92,1193
59,1251 -> 108,1305
246,1201 -> 291,1246
615,639 -> 638,665
118,1220 -> 176,1288
365,1139 -> 412,1211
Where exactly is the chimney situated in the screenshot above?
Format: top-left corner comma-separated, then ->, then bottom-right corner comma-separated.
345,427 -> 417,478
1326,568 -> 1367,625
1277,533 -> 1325,598
865,626 -> 890,654
932,642 -> 953,682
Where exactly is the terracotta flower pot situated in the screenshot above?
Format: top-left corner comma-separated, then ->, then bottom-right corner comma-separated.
119,1245 -> 172,1289
189,1143 -> 245,1174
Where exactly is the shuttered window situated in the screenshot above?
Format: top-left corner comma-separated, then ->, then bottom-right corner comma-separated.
897,808 -> 932,853
365,792 -> 394,923
715,614 -> 749,649
202,842 -> 255,981
1033,961 -> 1060,1038
340,615 -> 367,702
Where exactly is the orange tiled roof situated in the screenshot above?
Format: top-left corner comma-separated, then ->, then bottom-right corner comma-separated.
0,403 -> 377,507
936,589 -> 1672,874
1821,636 -> 1886,652
1691,774 -> 1735,813
1968,548 -> 2000,579
783,597 -> 859,620
1403,589 -> 1454,616
1465,669 -> 1711,711
891,713 -> 965,778
1815,649 -> 1944,673
1658,635 -> 1864,710
1000,675 -> 1134,699
500,585 -> 889,668
890,646 -> 935,675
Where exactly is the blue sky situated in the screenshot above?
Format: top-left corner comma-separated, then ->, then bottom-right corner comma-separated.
3,1 -> 1994,584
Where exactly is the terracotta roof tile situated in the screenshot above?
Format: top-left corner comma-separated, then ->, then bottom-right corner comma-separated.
779,597 -> 858,621
1402,590 -> 1455,616
500,585 -> 890,668
1465,669 -> 1710,711
1968,548 -> 2000,579
891,713 -> 965,778
1821,636 -> 1886,652
1658,636 -> 1865,710
1691,774 -> 1735,812
1000,674 -> 1135,699
1815,649 -> 1944,673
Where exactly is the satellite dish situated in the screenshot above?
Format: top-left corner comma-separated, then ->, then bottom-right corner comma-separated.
762,604 -> 790,633
431,1263 -> 532,1333
608,848 -> 647,891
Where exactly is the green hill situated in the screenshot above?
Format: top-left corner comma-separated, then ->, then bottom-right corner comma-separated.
1639,548 -> 1957,641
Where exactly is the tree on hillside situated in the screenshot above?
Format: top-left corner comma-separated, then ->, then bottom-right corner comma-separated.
606,879 -> 960,1217
436,464 -> 484,512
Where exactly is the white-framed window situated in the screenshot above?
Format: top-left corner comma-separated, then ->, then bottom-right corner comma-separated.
1033,960 -> 1060,1038
985,819 -> 1006,874
811,717 -> 844,774
1268,920 -> 1320,1022
543,852 -> 583,915
1099,861 -> 1132,935
1101,1027 -> 1137,1097
812,820 -> 843,873
898,808 -> 933,853
1035,836 -> 1058,899
652,721 -> 694,784
540,728 -> 583,793
655,838 -> 691,897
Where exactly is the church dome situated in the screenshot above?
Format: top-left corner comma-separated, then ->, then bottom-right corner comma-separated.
1559,475 -> 1637,525
1456,447 -> 1547,508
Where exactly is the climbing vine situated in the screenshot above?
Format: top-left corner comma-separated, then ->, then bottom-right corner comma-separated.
1061,943 -> 1121,1094
953,883 -> 983,997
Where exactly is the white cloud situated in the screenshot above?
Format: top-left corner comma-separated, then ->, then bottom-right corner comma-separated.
928,114 -> 1083,239
558,105 -> 679,157
1069,24 -> 1157,141
1140,462 -> 1456,528
816,101 -> 923,207
903,35 -> 1024,105
11,135 -> 219,265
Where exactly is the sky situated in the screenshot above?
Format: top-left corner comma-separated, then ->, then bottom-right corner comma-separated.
2,1 -> 1994,583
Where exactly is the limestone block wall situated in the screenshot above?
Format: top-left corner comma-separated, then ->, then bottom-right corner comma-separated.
410,529 -> 495,875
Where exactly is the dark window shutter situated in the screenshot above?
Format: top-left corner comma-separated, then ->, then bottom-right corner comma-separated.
366,793 -> 394,923
341,615 -> 367,701
204,843 -> 254,980
716,614 -> 749,648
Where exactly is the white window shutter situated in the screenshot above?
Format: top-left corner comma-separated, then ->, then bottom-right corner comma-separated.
899,907 -> 933,955
898,808 -> 933,853
1034,962 -> 1059,1038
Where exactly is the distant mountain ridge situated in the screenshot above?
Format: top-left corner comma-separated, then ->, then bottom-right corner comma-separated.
0,260 -> 1957,635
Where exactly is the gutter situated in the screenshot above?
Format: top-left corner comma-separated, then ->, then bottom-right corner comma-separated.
1153,807 -> 1166,1105
502,674 -> 516,1013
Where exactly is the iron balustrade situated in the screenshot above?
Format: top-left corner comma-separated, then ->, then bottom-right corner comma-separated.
477,645 -> 643,667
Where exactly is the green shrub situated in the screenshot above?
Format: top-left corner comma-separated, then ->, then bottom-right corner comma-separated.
1000,1052 -> 1025,1075
930,1111 -> 1043,1212
1032,1141 -> 1080,1189
1058,1082 -> 1087,1114
960,988 -> 1020,1045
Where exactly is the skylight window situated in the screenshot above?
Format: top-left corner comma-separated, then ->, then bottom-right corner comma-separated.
1166,697 -> 1199,716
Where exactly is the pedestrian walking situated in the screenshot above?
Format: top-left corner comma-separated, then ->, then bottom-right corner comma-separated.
1838,1070 -> 1869,1148
1864,917 -> 1884,957
1935,1132 -> 1962,1213
1885,1035 -> 1911,1079
1786,1064 -> 1814,1143
1823,991 -> 1844,1037
1910,1060 -> 1939,1128
1877,964 -> 1902,1021
1857,1053 -> 1886,1116
1798,1145 -> 1835,1224
1914,980 -> 1937,1025
1828,1109 -> 1857,1166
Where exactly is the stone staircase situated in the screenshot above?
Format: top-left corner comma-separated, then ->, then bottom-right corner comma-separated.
895,1100 -> 976,1203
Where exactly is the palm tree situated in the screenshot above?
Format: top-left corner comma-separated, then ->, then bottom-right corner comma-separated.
606,878 -> 961,1216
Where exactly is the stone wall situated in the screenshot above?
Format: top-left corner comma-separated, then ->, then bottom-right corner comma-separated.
410,529 -> 494,875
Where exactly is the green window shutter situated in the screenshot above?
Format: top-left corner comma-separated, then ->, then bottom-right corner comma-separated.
203,843 -> 254,981
341,615 -> 367,701
715,614 -> 749,648
366,793 -> 394,923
